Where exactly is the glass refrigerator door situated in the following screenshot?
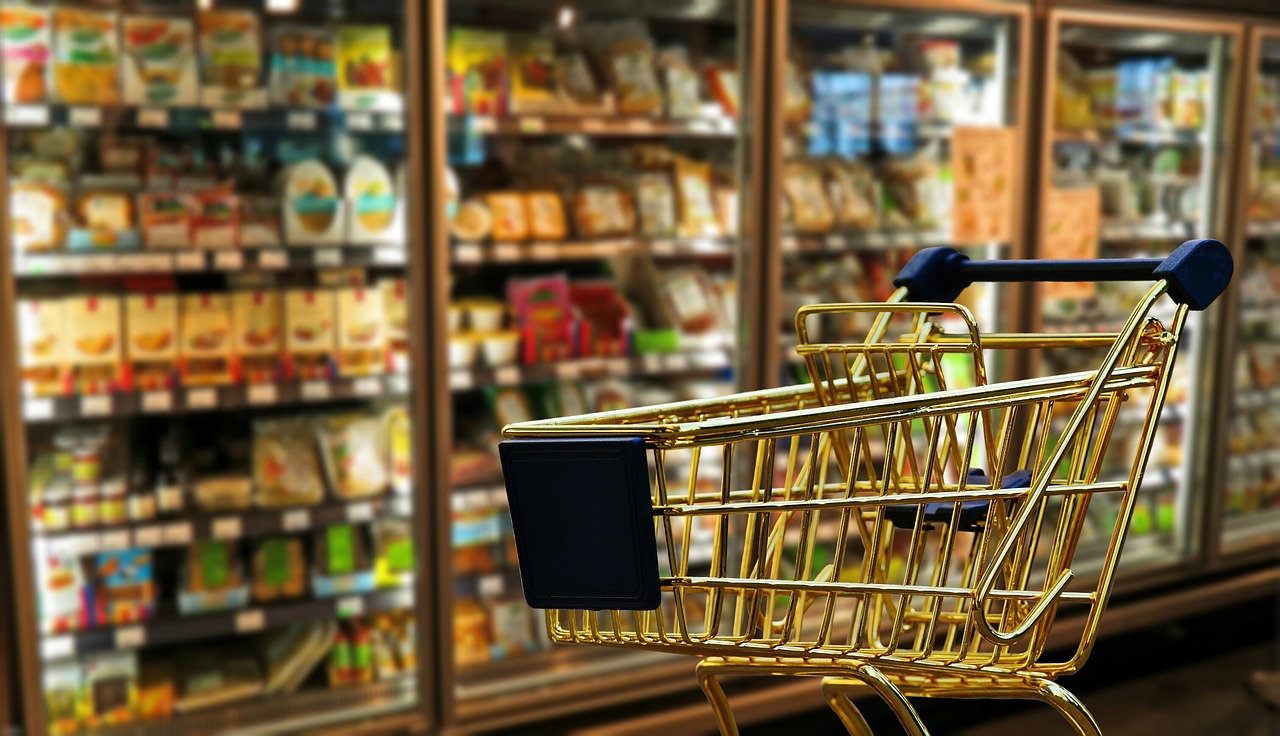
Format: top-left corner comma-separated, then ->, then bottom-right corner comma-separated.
1222,30 -> 1280,555
1040,11 -> 1240,575
778,1 -> 1026,387
440,0 -> 749,718
3,1 -> 425,733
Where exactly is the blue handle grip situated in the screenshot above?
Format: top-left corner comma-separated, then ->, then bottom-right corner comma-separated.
893,238 -> 1233,311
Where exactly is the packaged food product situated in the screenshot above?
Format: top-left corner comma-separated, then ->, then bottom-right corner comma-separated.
52,8 -> 119,105
192,189 -> 239,249
380,279 -> 408,369
193,474 -> 251,511
316,414 -> 388,500
238,197 -> 281,248
328,629 -> 352,685
285,289 -> 335,380
262,621 -> 335,694
635,172 -> 676,238
336,286 -> 386,377
125,293 -> 178,391
586,19 -> 661,116
336,25 -> 396,110
381,405 -> 412,493
674,158 -> 721,238
454,599 -> 491,667
231,290 -> 282,383
2,5 -> 51,104
509,33 -> 556,114
508,274 -> 575,362
12,157 -> 70,185
446,28 -> 507,115
10,181 -> 66,252
70,190 -> 140,251
491,599 -> 537,658
706,65 -> 741,118
197,11 -> 264,108
268,25 -> 335,107
345,156 -> 399,244
660,267 -> 720,334
91,549 -> 155,626
139,193 -> 194,249
879,153 -> 946,229
555,51 -> 608,113
39,550 -> 87,634
179,293 -> 233,386
573,184 -> 634,239
122,16 -> 198,106
714,182 -> 738,237
783,162 -> 835,234
66,295 -> 123,393
783,61 -> 811,123
658,47 -> 700,118
84,652 -> 137,727
281,160 -> 343,245
827,161 -> 878,230
251,417 -> 323,508
185,540 -> 243,594
252,536 -> 307,601
481,331 -> 520,367
176,652 -> 262,712
485,191 -> 529,243
525,191 -> 567,242
315,524 -> 372,577
44,661 -> 81,734
136,661 -> 175,720
450,199 -> 492,242
19,298 -> 64,395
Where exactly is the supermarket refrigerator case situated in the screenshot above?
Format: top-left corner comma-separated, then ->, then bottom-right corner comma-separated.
0,0 -> 436,733
1033,4 -> 1245,590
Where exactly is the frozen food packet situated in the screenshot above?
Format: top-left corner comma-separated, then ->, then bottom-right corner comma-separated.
635,172 -> 677,238
252,417 -> 325,508
318,414 -> 389,499
584,19 -> 662,116
658,46 -> 700,118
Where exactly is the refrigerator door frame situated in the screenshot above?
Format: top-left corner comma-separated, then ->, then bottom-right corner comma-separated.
0,1 -> 437,733
1036,3 -> 1248,592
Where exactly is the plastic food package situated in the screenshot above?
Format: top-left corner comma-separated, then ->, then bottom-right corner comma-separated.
315,524 -> 372,577
373,519 -> 414,586
122,16 -> 198,106
176,652 -> 262,712
72,190 -> 136,250
509,33 -> 557,114
485,191 -> 529,243
281,160 -> 343,244
2,5 -> 52,104
184,540 -> 243,595
335,286 -> 386,377
253,417 -> 325,508
783,162 -> 835,233
706,65 -> 741,118
125,293 -> 178,391
91,549 -> 155,626
53,8 -> 119,104
555,51 -> 607,112
284,288 -> 335,380
197,11 -> 263,108
658,47 -> 700,118
346,156 -> 399,244
827,161 -> 878,230
251,537 -> 308,602
573,183 -> 634,238
525,191 -> 567,241
179,293 -> 233,385
318,414 -> 389,499
262,621 -> 336,694
335,25 -> 396,110
192,474 -> 252,511
446,28 -> 507,115
44,661 -> 81,734
585,19 -> 662,116
238,196 -> 281,248
450,199 -> 492,242
136,661 -> 175,721
232,290 -> 282,383
139,193 -> 194,249
39,551 -> 87,634
11,181 -> 66,252
382,405 -> 412,492
65,295 -> 122,392
192,189 -> 239,249
268,26 -> 335,107
19,298 -> 64,395
84,652 -> 137,727
674,158 -> 721,237
635,172 -> 677,238
660,267 -> 721,334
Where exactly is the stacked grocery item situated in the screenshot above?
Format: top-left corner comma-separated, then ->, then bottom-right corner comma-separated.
1056,52 -> 1209,134
1224,251 -> 1280,518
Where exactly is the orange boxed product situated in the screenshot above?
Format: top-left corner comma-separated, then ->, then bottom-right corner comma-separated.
485,192 -> 529,243
336,286 -> 386,377
285,289 -> 335,380
525,191 -> 567,242
573,183 -> 635,239
10,181 -> 66,252
232,290 -> 282,384
179,293 -> 233,386
125,293 -> 178,391
19,298 -> 65,396
674,158 -> 720,238
66,295 -> 123,394
139,193 -> 194,249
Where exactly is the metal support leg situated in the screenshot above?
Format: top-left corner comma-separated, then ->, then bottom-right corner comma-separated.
821,666 -> 930,736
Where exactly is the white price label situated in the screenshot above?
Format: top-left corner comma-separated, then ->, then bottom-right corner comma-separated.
478,574 -> 505,597
247,383 -> 278,405
134,526 -> 163,547
650,240 -> 678,256
137,108 -> 169,128
663,354 -> 689,372
448,371 -> 474,391
212,517 -> 242,540
518,116 -> 545,133
186,387 -> 217,409
336,595 -> 365,618
69,107 -> 102,127
455,244 -> 481,264
212,109 -> 241,129
213,250 -> 244,270
235,609 -> 265,633
41,636 -> 75,661
353,377 -> 381,396
314,248 -> 342,267
346,502 -> 373,522
100,530 -> 130,551
174,251 -> 206,271
23,398 -> 53,421
826,234 -> 848,250
287,111 -> 317,130
494,366 -> 521,385
373,247 -> 405,265
301,380 -> 330,401
258,249 -> 287,269
163,522 -> 193,545
470,115 -> 496,133
381,114 -> 404,132
781,236 -> 799,252
81,394 -> 112,417
625,118 -> 654,133
347,112 -> 374,130
493,244 -> 520,262
7,104 -> 49,126
142,391 -> 173,413
530,243 -> 558,260
282,509 -> 311,531
642,355 -> 663,373
114,626 -> 145,649
606,358 -> 630,377
554,362 -> 581,380
581,118 -> 606,133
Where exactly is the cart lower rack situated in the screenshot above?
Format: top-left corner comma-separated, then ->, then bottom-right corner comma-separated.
499,240 -> 1232,735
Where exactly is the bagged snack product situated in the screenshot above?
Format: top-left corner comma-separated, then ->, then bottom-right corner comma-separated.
381,405 -> 412,493
84,652 -> 137,727
318,413 -> 388,499
53,8 -> 119,104
10,181 -> 66,252
285,288 -> 335,380
485,191 -> 529,243
2,4 -> 51,104
122,16 -> 198,106
658,47 -> 700,118
269,25 -> 335,107
125,293 -> 178,391
19,298 -> 64,395
585,19 -> 661,116
827,160 -> 878,230
336,25 -> 397,110
446,28 -> 506,115
509,33 -> 557,114
660,267 -> 721,334
525,191 -> 567,241
66,295 -> 123,393
238,197 -> 281,248
345,156 -> 399,244
232,290 -> 282,383
336,286 -> 386,377
197,11 -> 264,108
782,162 -> 835,233
573,183 -> 635,239
251,536 -> 307,602
253,417 -> 324,508
136,661 -> 175,720
714,178 -> 739,237
634,172 -> 676,238
192,474 -> 252,511
380,279 -> 409,370
706,64 -> 740,118
139,193 -> 194,249
179,293 -> 233,386
674,158 -> 721,237
555,50 -> 608,113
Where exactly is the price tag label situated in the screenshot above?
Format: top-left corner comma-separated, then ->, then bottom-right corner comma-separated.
314,248 -> 342,267
213,250 -> 244,270
7,105 -> 49,126
373,247 -> 405,265
235,609 -> 265,633
353,377 -> 381,397
455,244 -> 481,264
347,112 -> 374,131
826,234 -> 848,250
650,240 -> 678,256
693,352 -> 729,369
213,517 -> 242,540
530,243 -> 558,260
69,107 -> 102,127
625,118 -> 654,133
301,380 -> 330,401
23,398 -> 53,421
175,251 -> 206,271
282,509 -> 311,531
41,636 -> 75,661
381,114 -> 404,132
494,366 -> 521,385
258,249 -> 287,269
642,355 -> 663,373
212,109 -> 241,129
186,387 -> 217,409
493,244 -> 520,262
81,394 -> 112,417
163,522 -> 193,545
336,596 -> 365,618
247,383 -> 278,405
581,118 -> 606,133
287,111 -> 317,130
448,371 -> 473,391
346,502 -> 373,522
518,116 -> 545,133
114,626 -> 145,649
781,236 -> 799,252
470,115 -> 496,133
100,530 -> 130,551
478,574 -> 505,597
142,391 -> 173,413
137,107 -> 169,128
607,358 -> 630,377
134,526 -> 163,547
555,362 -> 581,380
663,354 -> 689,372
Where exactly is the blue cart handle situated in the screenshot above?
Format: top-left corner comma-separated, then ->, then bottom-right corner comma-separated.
893,238 -> 1233,311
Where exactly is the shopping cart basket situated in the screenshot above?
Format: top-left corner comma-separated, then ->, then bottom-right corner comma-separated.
498,239 -> 1233,735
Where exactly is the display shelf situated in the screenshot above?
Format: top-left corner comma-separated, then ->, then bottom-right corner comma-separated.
3,104 -> 404,134
13,246 -> 408,279
1245,220 -> 1280,238
1238,304 -> 1280,323
1234,387 -> 1280,411
1053,127 -> 1206,146
40,585 -> 415,662
453,566 -> 522,601
780,229 -> 954,255
1099,219 -> 1194,243
451,236 -> 735,265
22,373 -> 411,423
36,496 -> 414,556
451,114 -> 737,138
449,349 -> 732,392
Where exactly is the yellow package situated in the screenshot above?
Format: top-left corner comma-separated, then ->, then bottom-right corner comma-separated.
485,192 -> 529,243
380,279 -> 408,370
674,158 -> 720,238
525,191 -> 567,241
19,298 -> 64,396
336,286 -> 386,377
53,8 -> 119,105
66,295 -> 122,394
782,162 -> 835,234
285,289 -> 335,380
232,290 -> 282,384
11,182 -> 66,252
336,25 -> 396,110
125,293 -> 178,391
179,293 -> 233,386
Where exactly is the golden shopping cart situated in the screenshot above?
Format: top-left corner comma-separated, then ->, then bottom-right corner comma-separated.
498,239 -> 1233,735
